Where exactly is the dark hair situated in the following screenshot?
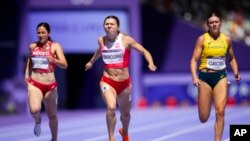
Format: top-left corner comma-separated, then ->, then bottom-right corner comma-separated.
206,11 -> 222,22
37,22 -> 52,41
103,15 -> 120,27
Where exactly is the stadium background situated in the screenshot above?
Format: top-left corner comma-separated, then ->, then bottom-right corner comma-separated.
0,0 -> 250,114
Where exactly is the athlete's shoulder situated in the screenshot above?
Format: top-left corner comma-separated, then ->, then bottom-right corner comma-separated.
97,36 -> 105,42
197,33 -> 206,42
120,32 -> 130,38
97,36 -> 105,46
202,32 -> 209,37
51,41 -> 62,48
220,32 -> 230,39
51,41 -> 60,46
120,33 -> 134,42
50,42 -> 64,52
219,32 -> 231,43
29,42 -> 36,49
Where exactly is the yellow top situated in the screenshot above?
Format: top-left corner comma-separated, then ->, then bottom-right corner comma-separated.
199,32 -> 228,70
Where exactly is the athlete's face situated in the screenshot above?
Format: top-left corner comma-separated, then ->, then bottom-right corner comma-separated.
104,18 -> 119,36
37,26 -> 50,44
207,16 -> 221,34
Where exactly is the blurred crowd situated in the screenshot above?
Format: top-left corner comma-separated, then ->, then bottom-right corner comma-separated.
0,78 -> 27,115
142,0 -> 250,46
1,0 -> 250,115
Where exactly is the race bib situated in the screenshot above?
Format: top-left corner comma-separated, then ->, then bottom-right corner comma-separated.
102,49 -> 123,64
206,57 -> 226,70
31,57 -> 49,69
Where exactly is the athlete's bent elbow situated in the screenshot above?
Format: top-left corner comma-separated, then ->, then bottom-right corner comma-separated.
63,64 -> 68,69
61,63 -> 68,69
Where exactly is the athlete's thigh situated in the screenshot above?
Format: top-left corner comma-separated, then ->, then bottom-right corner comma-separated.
213,78 -> 228,109
198,81 -> 213,114
100,82 -> 117,109
117,84 -> 132,112
27,83 -> 43,111
43,89 -> 58,115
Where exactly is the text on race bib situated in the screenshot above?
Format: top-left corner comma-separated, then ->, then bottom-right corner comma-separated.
102,49 -> 123,64
206,57 -> 226,70
31,57 -> 49,69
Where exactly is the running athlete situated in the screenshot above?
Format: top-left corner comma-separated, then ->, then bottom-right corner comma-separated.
25,22 -> 68,141
190,12 -> 241,141
85,15 -> 157,141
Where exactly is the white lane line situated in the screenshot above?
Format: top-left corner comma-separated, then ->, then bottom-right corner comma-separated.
81,113 -> 198,141
151,109 -> 250,141
2,108 -> 249,141
9,108 -> 195,141
0,113 -> 104,138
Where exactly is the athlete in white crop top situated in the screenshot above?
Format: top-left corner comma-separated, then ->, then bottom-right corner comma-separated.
100,33 -> 130,69
85,15 -> 157,141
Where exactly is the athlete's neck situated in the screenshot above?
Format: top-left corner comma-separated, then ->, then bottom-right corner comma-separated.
37,41 -> 50,48
208,31 -> 220,40
106,34 -> 118,42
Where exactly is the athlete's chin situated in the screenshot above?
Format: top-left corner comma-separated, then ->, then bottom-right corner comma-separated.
212,28 -> 219,32
106,30 -> 116,35
38,39 -> 46,44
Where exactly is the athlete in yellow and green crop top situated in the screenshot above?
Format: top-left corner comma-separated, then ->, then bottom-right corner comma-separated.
190,12 -> 241,141
199,32 -> 228,71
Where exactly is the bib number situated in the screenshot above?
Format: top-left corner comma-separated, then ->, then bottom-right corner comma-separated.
102,49 -> 123,64
206,57 -> 226,70
31,57 -> 49,69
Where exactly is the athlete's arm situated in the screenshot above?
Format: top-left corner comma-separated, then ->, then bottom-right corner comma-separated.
126,35 -> 157,71
227,37 -> 241,81
85,37 -> 102,71
190,35 -> 203,86
50,42 -> 68,69
24,44 -> 34,83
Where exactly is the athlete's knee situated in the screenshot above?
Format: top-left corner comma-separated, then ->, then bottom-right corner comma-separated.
121,114 -> 130,123
199,114 -> 209,123
121,110 -> 130,117
107,106 -> 116,116
107,105 -> 116,111
199,118 -> 208,123
48,114 -> 58,122
216,107 -> 225,118
30,107 -> 41,115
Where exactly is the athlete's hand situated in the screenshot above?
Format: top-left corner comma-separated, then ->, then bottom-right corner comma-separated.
148,64 -> 157,71
85,62 -> 93,71
235,74 -> 241,81
193,77 -> 200,87
24,75 -> 29,84
47,56 -> 55,63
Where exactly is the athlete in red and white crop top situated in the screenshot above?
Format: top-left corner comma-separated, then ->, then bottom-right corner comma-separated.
85,16 -> 157,141
100,33 -> 130,69
31,41 -> 56,73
